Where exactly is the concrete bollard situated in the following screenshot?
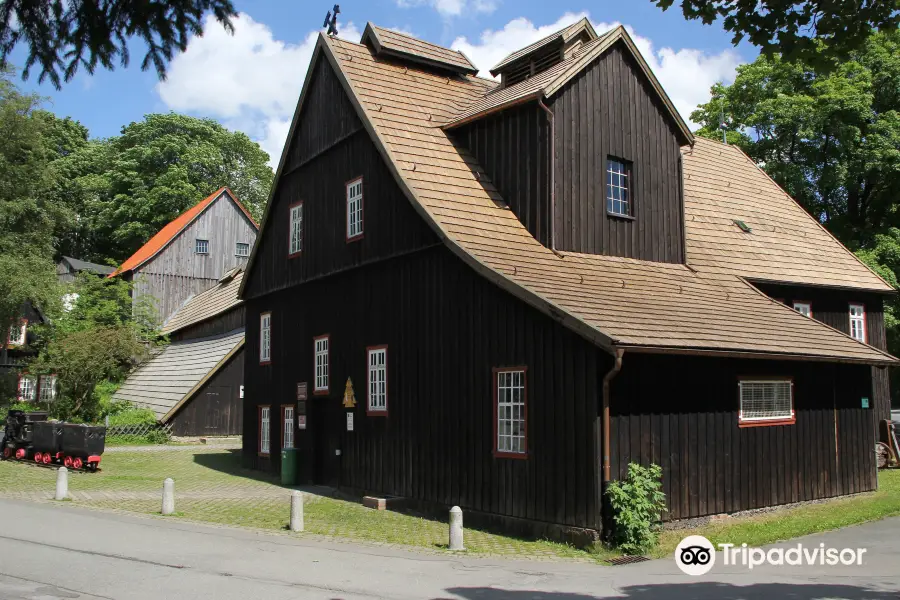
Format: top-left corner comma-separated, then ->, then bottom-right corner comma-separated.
449,506 -> 464,551
290,491 -> 304,532
162,478 -> 175,515
55,466 -> 68,501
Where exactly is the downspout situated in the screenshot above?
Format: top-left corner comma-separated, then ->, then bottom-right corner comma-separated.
600,348 -> 624,533
537,96 -> 556,251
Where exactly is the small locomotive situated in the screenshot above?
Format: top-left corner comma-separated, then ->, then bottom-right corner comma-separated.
1,410 -> 105,471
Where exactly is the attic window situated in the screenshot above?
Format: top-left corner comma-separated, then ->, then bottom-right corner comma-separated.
195,239 -> 209,254
235,242 -> 250,257
606,158 -> 632,217
733,220 -> 752,233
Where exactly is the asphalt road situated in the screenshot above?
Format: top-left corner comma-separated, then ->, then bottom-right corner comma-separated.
0,499 -> 897,600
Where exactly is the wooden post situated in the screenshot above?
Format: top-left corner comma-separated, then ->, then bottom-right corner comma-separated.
162,478 -> 175,515
449,506 -> 464,551
55,467 -> 68,501
290,491 -> 304,532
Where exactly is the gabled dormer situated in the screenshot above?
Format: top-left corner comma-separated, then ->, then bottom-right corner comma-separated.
447,24 -> 693,264
361,23 -> 478,76
490,18 -> 597,88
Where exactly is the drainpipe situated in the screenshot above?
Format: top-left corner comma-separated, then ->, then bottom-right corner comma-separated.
600,348 -> 624,532
537,96 -> 556,251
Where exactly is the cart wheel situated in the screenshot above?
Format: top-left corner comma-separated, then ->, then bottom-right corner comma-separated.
15,448 -> 26,460
63,456 -> 73,468
72,457 -> 83,470
42,453 -> 52,465
34,453 -> 43,463
3,447 -> 11,459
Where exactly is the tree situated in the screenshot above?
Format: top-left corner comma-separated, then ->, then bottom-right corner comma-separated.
54,112 -> 272,262
691,30 -> 900,247
653,0 -> 900,64
0,0 -> 236,89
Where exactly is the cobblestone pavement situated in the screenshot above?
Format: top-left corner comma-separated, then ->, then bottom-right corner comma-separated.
0,448 -> 606,562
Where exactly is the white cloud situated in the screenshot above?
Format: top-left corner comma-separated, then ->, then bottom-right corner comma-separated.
396,0 -> 497,18
157,13 -> 360,166
451,12 -> 742,127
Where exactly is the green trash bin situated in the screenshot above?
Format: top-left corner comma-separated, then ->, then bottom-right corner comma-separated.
281,448 -> 297,486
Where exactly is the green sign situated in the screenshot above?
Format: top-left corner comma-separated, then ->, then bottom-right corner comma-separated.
861,397 -> 870,409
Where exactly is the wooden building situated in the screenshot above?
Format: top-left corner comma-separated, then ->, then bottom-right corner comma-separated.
113,269 -> 246,437
2,303 -> 51,399
110,188 -> 258,326
238,20 -> 896,540
56,256 -> 115,282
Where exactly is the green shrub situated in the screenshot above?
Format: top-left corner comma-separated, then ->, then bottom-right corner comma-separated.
107,407 -> 157,427
0,401 -> 39,425
606,462 -> 667,555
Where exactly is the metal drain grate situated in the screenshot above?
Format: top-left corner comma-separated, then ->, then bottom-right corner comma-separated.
606,555 -> 650,566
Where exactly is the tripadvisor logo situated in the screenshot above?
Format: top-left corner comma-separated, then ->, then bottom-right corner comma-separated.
675,535 -> 868,576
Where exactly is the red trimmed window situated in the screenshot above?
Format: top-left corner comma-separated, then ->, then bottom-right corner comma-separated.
494,367 -> 527,457
367,346 -> 387,415
38,375 -> 57,402
738,379 -> 795,427
259,405 -> 271,455
282,405 -> 294,449
849,303 -> 866,343
17,374 -> 36,402
314,335 -> 329,394
260,312 -> 271,364
346,177 -> 364,241
289,202 -> 303,256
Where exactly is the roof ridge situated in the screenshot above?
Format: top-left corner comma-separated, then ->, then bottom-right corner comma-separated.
370,23 -> 468,58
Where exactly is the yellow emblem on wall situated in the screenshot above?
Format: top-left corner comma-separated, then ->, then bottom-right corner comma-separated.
343,377 -> 357,408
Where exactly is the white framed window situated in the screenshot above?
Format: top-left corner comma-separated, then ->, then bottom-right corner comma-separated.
289,202 -> 303,255
849,303 -> 866,343
7,320 -> 26,346
195,239 -> 209,254
282,405 -> 294,449
606,158 -> 631,216
18,375 -> 36,402
346,177 -> 364,241
367,346 -> 387,414
38,375 -> 57,403
260,312 -> 271,364
314,335 -> 329,393
793,302 -> 812,318
495,368 -> 527,456
235,242 -> 250,257
739,379 -> 794,425
259,406 -> 271,455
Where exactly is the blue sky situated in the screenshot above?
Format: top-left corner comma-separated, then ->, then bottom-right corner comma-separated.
8,0 -> 757,165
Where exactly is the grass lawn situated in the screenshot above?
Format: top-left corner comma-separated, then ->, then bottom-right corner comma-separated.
653,468 -> 900,558
0,448 -> 897,562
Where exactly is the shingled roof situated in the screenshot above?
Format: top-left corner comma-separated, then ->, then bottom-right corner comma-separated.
490,17 -> 597,75
111,188 -> 257,277
244,25 -> 895,366
361,23 -> 478,75
161,268 -> 244,336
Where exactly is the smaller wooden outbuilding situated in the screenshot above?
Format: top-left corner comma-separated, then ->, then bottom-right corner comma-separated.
56,256 -> 115,282
113,269 -> 246,437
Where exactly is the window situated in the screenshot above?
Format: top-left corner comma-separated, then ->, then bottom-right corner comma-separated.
849,303 -> 867,343
235,242 -> 250,257
346,177 -> 364,241
195,239 -> 209,254
38,375 -> 57,403
289,202 -> 303,256
314,335 -> 329,394
367,346 -> 387,414
606,158 -> 631,216
259,406 -> 271,455
282,405 -> 294,449
793,302 -> 812,318
494,368 -> 527,457
7,320 -> 26,346
260,312 -> 271,364
738,379 -> 794,426
17,375 -> 36,402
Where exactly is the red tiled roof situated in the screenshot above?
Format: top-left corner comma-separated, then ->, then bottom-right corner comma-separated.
110,188 -> 257,277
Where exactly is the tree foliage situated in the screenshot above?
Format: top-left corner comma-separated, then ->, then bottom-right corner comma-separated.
54,112 -> 272,262
0,0 -> 236,89
653,0 -> 900,65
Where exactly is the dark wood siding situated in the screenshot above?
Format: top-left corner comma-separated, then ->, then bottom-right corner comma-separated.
170,307 -> 245,342
244,246 -> 606,530
452,104 -> 551,246
170,350 -> 244,437
753,282 -> 892,426
243,55 -> 438,300
610,353 -> 877,521
550,42 -> 684,262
